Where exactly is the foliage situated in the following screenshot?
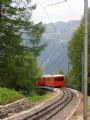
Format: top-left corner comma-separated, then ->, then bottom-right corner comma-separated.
0,0 -> 45,93
68,23 -> 83,90
27,22 -> 46,56
16,53 -> 43,93
0,87 -> 23,105
88,96 -> 90,116
64,72 -> 69,87
68,8 -> 90,92
27,91 -> 56,104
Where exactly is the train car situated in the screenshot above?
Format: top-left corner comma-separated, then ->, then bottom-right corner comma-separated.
36,74 -> 64,87
36,77 -> 45,86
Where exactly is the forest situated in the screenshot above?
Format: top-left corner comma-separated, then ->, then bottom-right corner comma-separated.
0,0 -> 90,96
0,0 -> 46,94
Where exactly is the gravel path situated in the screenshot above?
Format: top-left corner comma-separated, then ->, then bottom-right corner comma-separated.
70,93 -> 90,120
70,93 -> 83,120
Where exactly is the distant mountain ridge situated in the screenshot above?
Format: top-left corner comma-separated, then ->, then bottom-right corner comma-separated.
38,20 -> 80,74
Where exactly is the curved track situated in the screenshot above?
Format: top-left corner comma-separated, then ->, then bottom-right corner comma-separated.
24,88 -> 74,120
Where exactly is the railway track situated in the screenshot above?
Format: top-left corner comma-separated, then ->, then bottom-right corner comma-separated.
24,88 -> 74,120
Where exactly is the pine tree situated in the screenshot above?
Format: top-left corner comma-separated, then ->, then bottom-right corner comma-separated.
0,0 -> 45,93
68,8 -> 90,92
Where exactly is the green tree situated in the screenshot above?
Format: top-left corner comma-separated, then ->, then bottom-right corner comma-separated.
28,22 -> 46,56
68,8 -> 90,92
0,0 -> 45,93
68,23 -> 83,90
16,52 -> 42,93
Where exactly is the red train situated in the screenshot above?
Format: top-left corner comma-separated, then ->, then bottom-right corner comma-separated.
36,74 -> 64,87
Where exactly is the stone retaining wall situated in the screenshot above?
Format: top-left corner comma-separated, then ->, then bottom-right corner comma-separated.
0,98 -> 30,119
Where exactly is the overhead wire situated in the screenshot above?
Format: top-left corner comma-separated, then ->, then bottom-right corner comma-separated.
36,0 -> 67,73
45,0 -> 66,7
36,0 -> 63,41
42,7 -> 59,37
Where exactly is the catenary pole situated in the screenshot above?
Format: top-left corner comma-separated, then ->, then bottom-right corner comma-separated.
82,52 -> 84,94
83,0 -> 88,119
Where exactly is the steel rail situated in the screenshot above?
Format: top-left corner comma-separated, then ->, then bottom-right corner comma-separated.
24,88 -> 65,120
45,89 -> 73,120
24,88 -> 74,120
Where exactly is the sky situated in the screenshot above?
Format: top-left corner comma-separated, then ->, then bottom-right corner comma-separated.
31,0 -> 90,23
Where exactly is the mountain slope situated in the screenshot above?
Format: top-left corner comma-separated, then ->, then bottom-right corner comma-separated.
38,20 -> 80,74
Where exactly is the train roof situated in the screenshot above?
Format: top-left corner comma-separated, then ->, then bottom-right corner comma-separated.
42,74 -> 64,78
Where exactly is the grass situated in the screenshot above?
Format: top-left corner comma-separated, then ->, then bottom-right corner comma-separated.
88,96 -> 90,116
27,91 -> 56,105
0,87 -> 57,106
0,87 -> 24,105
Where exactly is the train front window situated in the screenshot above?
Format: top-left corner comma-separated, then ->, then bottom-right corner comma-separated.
60,77 -> 64,81
54,77 -> 64,81
58,78 -> 64,81
58,78 -> 61,81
